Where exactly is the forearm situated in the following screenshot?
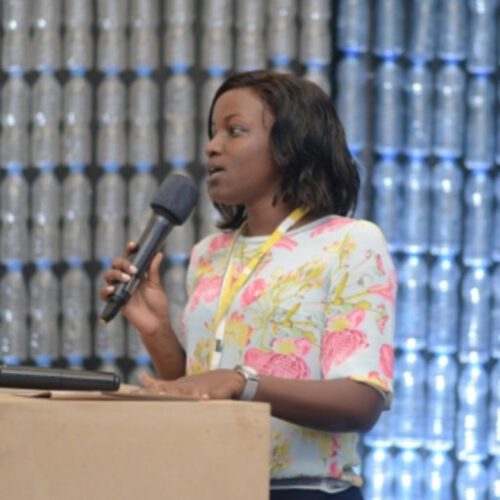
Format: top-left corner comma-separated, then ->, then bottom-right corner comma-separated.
252,376 -> 384,433
139,325 -> 186,380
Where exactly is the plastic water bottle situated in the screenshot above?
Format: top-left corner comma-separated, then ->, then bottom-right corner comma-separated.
164,73 -> 195,167
201,0 -> 232,72
335,55 -> 367,153
299,1 -> 331,66
97,28 -> 127,75
97,75 -> 126,125
456,462 -> 488,500
489,361 -> 500,455
129,124 -> 159,169
97,124 -> 127,168
1,0 -> 30,73
371,156 -> 402,252
130,0 -> 157,28
437,0 -> 467,62
393,449 -> 424,499
64,0 -> 93,27
463,171 -> 493,267
434,61 -> 466,158
456,362 -> 489,461
352,153 -> 367,219
32,27 -> 61,73
164,0 -> 195,71
497,85 -> 500,167
362,448 -> 394,499
62,123 -> 92,168
97,0 -> 127,29
467,0 -> 497,74
374,60 -> 403,155
493,265 -> 500,359
404,63 -> 433,157
407,0 -> 436,63
129,77 -> 158,126
391,350 -> 426,448
94,269 -> 126,362
489,456 -> 500,499
31,167 -> 60,264
63,27 -> 93,74
460,267 -> 491,364
336,0 -> 369,54
373,0 -> 404,59
430,160 -> 464,257
426,354 -> 458,451
164,264 -> 188,336
465,75 -> 496,169
494,177 -> 500,263
0,264 -> 28,365
424,451 -> 454,500
395,255 -> 429,350
433,63 -> 466,159
235,0 -> 265,71
29,264 -> 59,367
127,167 -> 159,240
31,73 -> 62,168
61,167 -> 92,265
63,76 -> 92,125
61,266 -> 91,367
0,169 -> 29,264
127,323 -> 154,375
428,257 -> 460,354
0,75 -> 29,167
129,26 -> 158,75
401,159 -> 430,254
95,166 -> 126,264
267,0 -> 297,68
303,64 -> 331,96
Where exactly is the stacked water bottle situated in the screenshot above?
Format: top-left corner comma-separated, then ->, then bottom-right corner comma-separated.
336,0 -> 369,219
267,0 -> 297,72
197,0 -> 233,237
0,1 -> 30,367
459,0 -> 499,497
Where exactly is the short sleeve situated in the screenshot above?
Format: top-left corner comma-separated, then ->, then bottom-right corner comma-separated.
321,220 -> 397,409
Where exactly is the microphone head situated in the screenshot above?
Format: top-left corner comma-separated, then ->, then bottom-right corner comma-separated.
151,173 -> 199,224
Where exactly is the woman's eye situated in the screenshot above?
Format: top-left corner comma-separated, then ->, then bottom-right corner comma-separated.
228,126 -> 244,136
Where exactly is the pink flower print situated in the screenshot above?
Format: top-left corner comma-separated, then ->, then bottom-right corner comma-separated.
310,217 -> 354,237
376,254 -> 385,275
244,348 -> 311,379
189,276 -> 222,311
240,278 -> 266,307
367,371 -> 390,392
207,233 -> 232,253
379,344 -> 394,378
329,461 -> 342,479
321,330 -> 369,375
272,337 -> 313,357
377,314 -> 389,333
367,279 -> 396,304
275,236 -> 297,250
347,309 -> 365,328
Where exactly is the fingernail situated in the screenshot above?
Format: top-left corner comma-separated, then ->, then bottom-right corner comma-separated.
121,273 -> 131,281
107,285 -> 114,293
129,265 -> 138,274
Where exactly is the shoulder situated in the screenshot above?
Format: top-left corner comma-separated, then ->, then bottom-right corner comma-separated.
190,231 -> 234,263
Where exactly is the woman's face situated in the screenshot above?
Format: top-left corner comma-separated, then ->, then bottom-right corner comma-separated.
204,87 -> 282,209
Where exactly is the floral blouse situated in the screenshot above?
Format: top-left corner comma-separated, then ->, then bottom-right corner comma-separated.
180,215 -> 396,490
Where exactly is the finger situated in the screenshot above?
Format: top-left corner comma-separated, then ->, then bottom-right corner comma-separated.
126,241 -> 139,256
147,252 -> 164,286
99,285 -> 116,300
110,256 -> 137,275
102,268 -> 133,285
139,371 -> 158,387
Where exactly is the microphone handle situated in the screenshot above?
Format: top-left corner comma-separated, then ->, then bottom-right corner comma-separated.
0,366 -> 121,391
100,213 -> 175,323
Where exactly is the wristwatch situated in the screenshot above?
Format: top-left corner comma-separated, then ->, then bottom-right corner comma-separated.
234,364 -> 260,401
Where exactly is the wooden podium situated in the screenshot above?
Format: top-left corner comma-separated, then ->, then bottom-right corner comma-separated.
0,389 -> 270,500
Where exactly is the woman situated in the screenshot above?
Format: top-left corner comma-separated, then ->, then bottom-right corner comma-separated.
101,70 -> 396,499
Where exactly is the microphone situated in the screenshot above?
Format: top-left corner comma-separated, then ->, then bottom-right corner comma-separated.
0,365 -> 121,391
99,172 -> 199,323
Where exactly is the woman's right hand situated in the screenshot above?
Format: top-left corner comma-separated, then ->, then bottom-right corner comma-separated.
100,241 -> 171,338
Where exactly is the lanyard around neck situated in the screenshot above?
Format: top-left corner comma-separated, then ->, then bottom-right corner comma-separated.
209,206 -> 309,370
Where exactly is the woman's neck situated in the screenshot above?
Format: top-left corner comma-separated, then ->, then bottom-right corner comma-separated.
243,200 -> 316,237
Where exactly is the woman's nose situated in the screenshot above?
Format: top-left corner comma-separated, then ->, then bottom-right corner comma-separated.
204,133 -> 221,158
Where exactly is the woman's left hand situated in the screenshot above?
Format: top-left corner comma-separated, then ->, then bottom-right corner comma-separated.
139,370 -> 245,400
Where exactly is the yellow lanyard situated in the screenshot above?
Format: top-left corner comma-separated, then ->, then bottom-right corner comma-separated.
210,206 -> 309,370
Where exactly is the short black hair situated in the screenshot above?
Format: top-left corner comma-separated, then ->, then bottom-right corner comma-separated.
207,70 -> 360,230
